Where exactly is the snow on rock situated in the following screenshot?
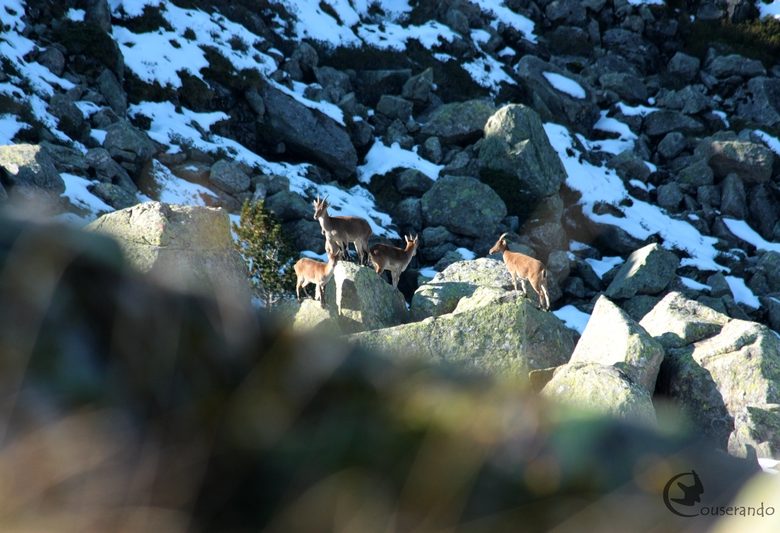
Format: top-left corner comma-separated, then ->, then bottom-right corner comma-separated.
60,173 -> 114,222
616,102 -> 659,117
725,275 -> 760,309
543,72 -> 586,99
144,160 -> 218,207
472,0 -> 537,43
545,122 -> 725,272
754,130 -> 780,156
357,140 -> 443,184
553,305 -> 591,334
585,256 -> 625,279
722,218 -> 780,253
0,114 -> 29,144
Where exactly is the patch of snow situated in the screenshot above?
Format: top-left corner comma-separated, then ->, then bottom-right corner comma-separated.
471,29 -> 491,44
66,8 -> 86,21
109,0 -> 164,17
472,0 -> 537,43
497,46 -> 516,57
419,267 -> 438,278
754,130 -> 780,156
553,305 -> 591,334
629,179 -> 650,192
462,53 -> 515,92
628,0 -> 664,5
301,250 -> 328,261
759,457 -> 780,474
74,101 -> 102,118
590,111 -> 638,154
357,140 -> 443,184
725,275 -> 760,309
722,218 -> 780,252
585,256 -> 624,279
456,247 -> 476,260
616,102 -> 659,117
545,123 -> 725,272
712,110 -> 730,128
274,80 -> 345,125
60,173 -> 113,221
147,160 -> 218,206
91,129 -> 107,145
679,276 -> 711,292
0,114 -> 29,144
542,72 -> 585,99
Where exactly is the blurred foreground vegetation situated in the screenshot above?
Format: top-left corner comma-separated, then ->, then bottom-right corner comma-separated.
0,214 -> 765,532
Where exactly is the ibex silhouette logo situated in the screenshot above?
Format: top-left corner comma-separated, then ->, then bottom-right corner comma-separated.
663,470 -> 704,517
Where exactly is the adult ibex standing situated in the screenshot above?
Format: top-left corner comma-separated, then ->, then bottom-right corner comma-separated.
312,196 -> 372,265
489,233 -> 550,311
293,248 -> 340,304
369,234 -> 419,288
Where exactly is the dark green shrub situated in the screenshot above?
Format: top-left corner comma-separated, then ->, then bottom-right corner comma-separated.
233,200 -> 296,306
684,17 -> 780,66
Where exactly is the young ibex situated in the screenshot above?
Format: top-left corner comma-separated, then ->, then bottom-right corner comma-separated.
369,234 -> 419,288
312,196 -> 372,265
294,250 -> 339,304
489,233 -> 550,311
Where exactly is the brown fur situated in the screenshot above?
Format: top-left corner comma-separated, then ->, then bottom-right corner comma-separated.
294,251 -> 339,303
489,233 -> 550,311
369,235 -> 419,288
312,196 -> 372,265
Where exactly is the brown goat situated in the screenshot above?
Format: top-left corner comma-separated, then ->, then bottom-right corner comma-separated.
294,250 -> 339,304
489,233 -> 550,311
369,234 -> 419,288
312,196 -> 372,265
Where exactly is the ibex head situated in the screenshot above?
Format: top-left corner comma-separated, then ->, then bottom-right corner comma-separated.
489,233 -> 510,255
404,234 -> 419,256
312,195 -> 330,220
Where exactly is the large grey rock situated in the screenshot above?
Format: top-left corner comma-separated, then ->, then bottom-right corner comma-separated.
541,362 -> 656,426
720,173 -> 747,219
97,68 -> 127,115
41,141 -> 89,174
402,67 -> 434,103
478,104 -> 567,215
728,404 -> 780,459
209,159 -> 250,194
86,202 -> 249,301
376,95 -> 413,122
260,84 -> 357,179
657,85 -> 712,115
0,144 -> 64,193
351,293 -> 575,377
421,175 -> 506,238
569,296 -> 664,392
88,182 -> 137,209
757,251 -> 780,293
420,100 -> 495,144
329,262 -> 408,333
601,28 -> 659,73
706,54 -> 766,79
411,258 -> 513,320
264,190 -> 310,221
657,132 -> 687,160
644,110 -> 705,137
277,298 -> 341,334
607,150 -> 650,182
605,243 -> 679,299
103,120 -> 156,174
515,56 -> 599,134
639,292 -> 730,349
736,77 -> 780,129
658,319 -> 780,454
667,52 -> 700,84
598,72 -> 647,103
545,0 -> 587,25
695,139 -> 774,183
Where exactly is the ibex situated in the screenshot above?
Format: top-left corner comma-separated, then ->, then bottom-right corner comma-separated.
369,234 -> 419,288
312,196 -> 372,265
489,233 -> 550,311
294,249 -> 339,304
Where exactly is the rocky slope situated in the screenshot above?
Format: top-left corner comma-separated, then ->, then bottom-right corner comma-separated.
4,0 -> 780,466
